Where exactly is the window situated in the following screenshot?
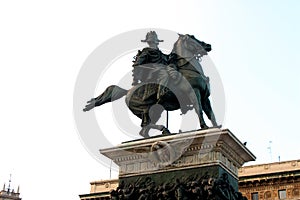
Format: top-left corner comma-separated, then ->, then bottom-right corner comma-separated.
264,191 -> 272,199
251,192 -> 259,200
278,190 -> 287,199
293,188 -> 300,197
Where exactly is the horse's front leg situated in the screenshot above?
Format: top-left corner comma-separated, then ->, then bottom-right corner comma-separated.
202,97 -> 218,127
193,89 -> 209,129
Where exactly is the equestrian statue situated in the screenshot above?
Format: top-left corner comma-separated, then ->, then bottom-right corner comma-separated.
83,31 -> 219,138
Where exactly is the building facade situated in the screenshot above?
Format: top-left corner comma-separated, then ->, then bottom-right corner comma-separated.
79,179 -> 118,200
239,159 -> 300,200
0,186 -> 21,200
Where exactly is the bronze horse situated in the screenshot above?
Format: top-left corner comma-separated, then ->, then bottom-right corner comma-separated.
83,34 -> 218,137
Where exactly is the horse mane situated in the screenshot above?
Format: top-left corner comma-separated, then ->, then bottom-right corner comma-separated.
171,36 -> 182,54
170,35 -> 195,60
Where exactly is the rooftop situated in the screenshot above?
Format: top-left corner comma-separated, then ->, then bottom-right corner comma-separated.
239,159 -> 300,178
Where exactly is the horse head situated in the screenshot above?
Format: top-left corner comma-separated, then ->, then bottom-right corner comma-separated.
174,34 -> 211,58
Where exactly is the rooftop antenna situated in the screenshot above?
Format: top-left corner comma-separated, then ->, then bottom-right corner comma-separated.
267,141 -> 272,162
7,174 -> 12,193
109,159 -> 112,179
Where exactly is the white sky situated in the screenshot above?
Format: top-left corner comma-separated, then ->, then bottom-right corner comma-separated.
0,1 -> 299,200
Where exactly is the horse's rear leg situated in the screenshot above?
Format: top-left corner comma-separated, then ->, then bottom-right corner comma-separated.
83,85 -> 127,112
139,105 -> 171,138
149,104 -> 171,135
139,123 -> 170,138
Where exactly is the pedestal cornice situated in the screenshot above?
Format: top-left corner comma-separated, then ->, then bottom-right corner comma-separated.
100,128 -> 255,179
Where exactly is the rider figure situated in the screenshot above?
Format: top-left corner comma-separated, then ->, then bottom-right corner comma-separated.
132,31 -> 174,101
132,31 -> 172,134
132,31 -> 168,86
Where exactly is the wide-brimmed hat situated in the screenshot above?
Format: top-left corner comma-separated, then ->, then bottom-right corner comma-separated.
141,31 -> 164,43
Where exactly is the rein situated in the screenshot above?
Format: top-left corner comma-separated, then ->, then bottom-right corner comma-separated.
174,55 -> 203,75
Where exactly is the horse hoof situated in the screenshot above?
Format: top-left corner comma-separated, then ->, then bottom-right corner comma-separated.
200,124 -> 209,129
213,124 -> 222,128
161,127 -> 171,135
139,128 -> 150,138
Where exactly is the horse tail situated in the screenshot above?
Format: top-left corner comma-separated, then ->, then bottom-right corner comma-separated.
83,85 -> 128,112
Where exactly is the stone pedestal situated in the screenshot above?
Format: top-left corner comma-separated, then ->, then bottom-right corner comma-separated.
100,128 -> 255,199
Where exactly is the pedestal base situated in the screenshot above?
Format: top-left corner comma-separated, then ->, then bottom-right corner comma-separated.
100,128 -> 255,199
120,164 -> 238,191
